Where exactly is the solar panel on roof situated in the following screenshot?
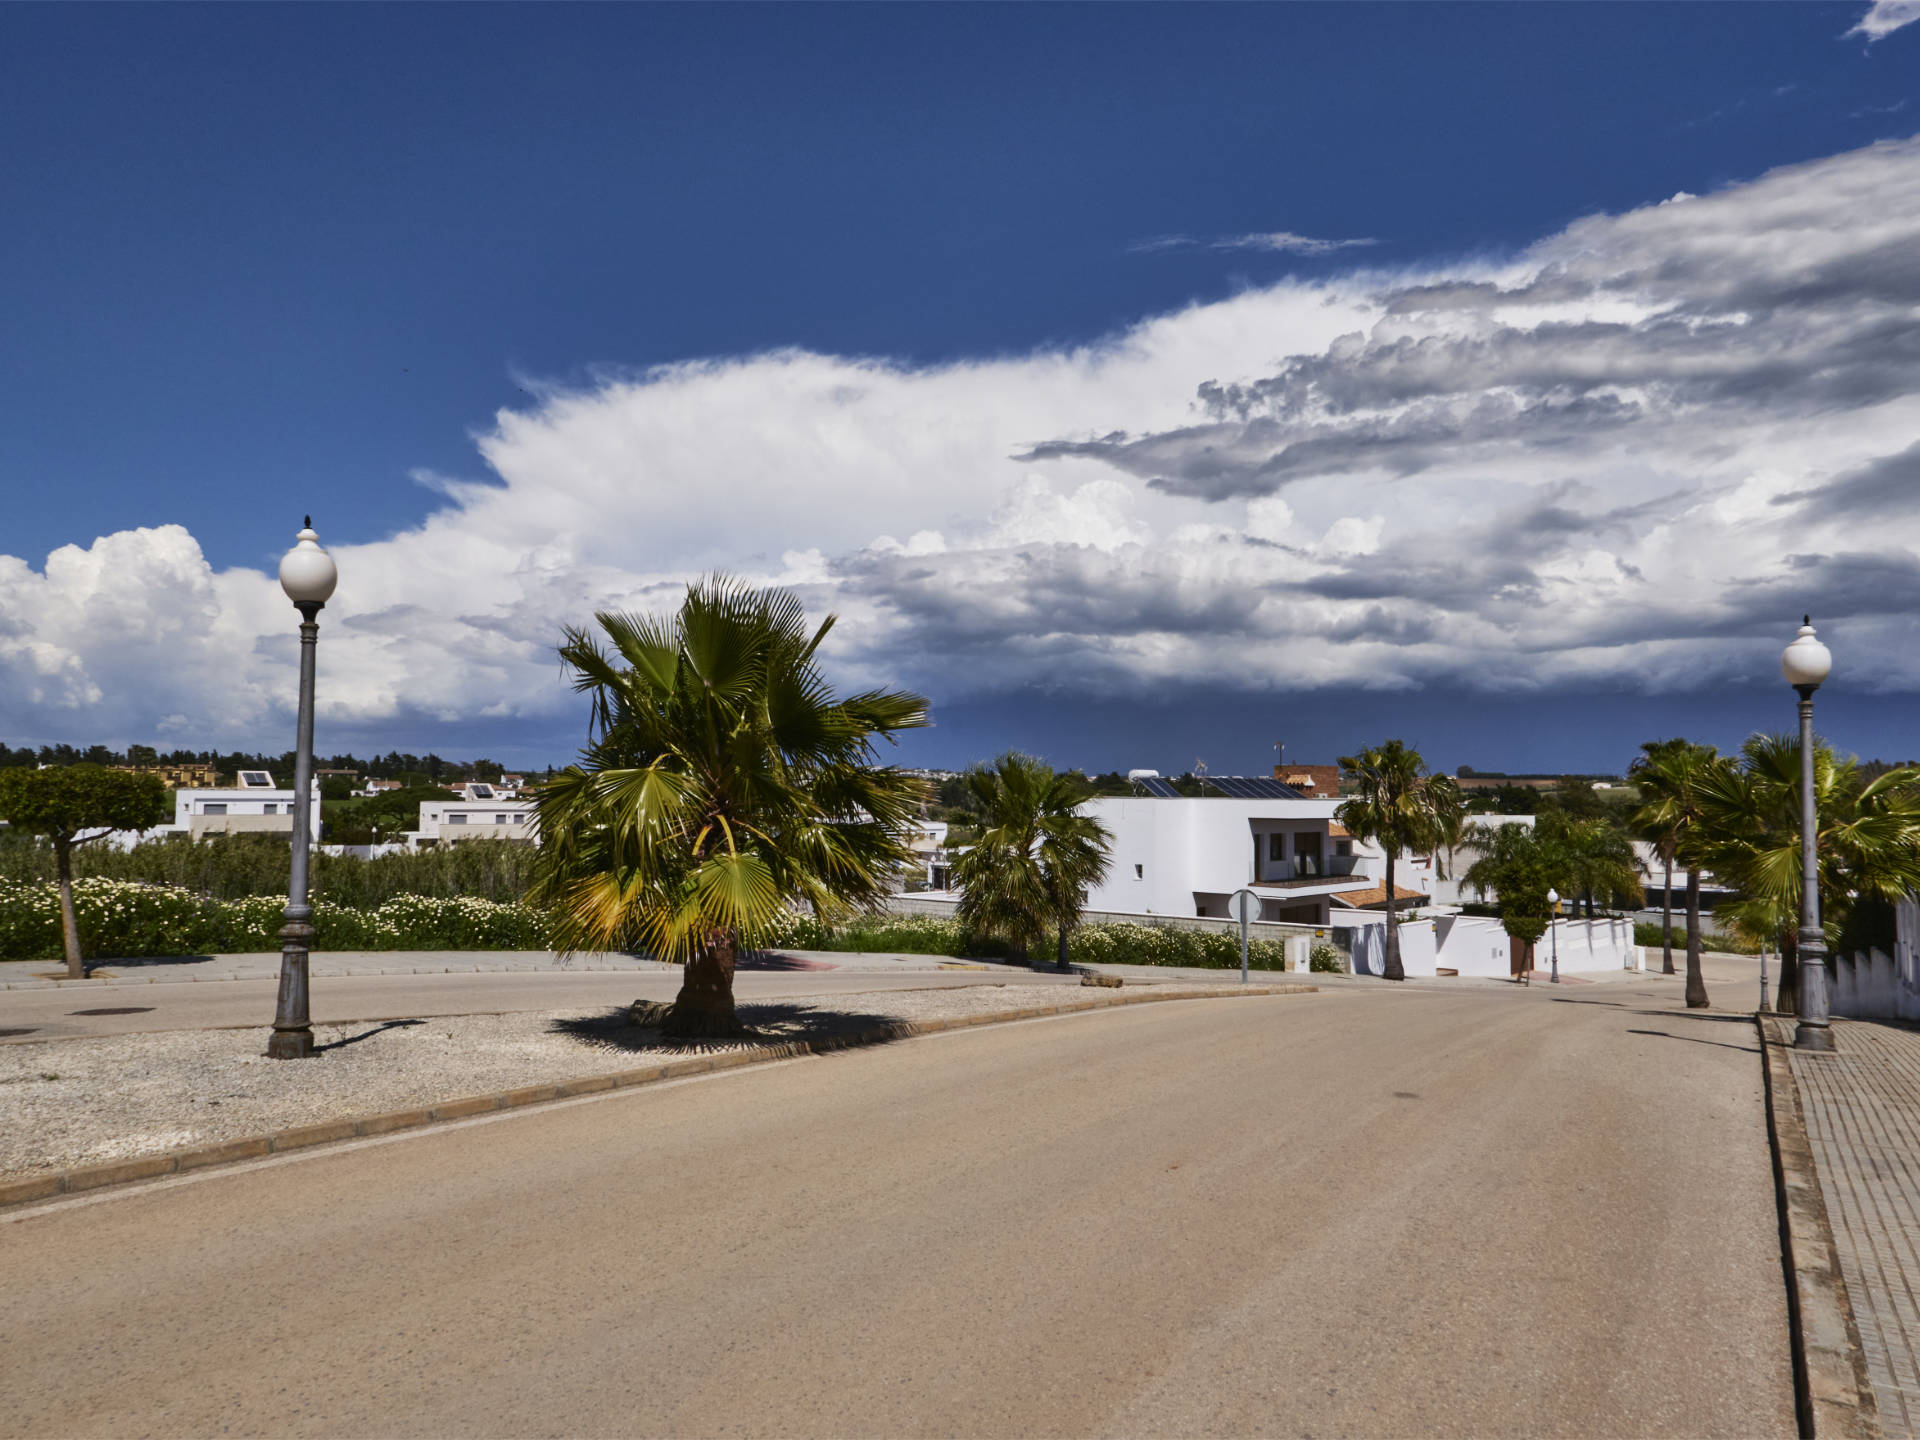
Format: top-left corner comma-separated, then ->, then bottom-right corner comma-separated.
1135,777 -> 1181,798
237,770 -> 273,788
1207,776 -> 1305,799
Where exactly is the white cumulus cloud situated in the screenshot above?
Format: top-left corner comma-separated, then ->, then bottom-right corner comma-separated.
7,136 -> 1920,749
1845,0 -> 1920,41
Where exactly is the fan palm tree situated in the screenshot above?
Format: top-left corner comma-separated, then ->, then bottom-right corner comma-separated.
1628,738 -> 1695,976
1695,734 -> 1920,1014
1336,741 -> 1465,982
529,579 -> 930,1037
1628,740 -> 1724,1009
1539,810 -> 1644,918
952,753 -> 1112,967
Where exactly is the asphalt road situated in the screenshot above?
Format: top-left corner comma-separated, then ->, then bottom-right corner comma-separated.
0,968 -> 1083,1043
1,980 -> 1793,1437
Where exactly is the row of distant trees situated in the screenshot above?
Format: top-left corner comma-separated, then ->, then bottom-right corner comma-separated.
0,740 -> 547,786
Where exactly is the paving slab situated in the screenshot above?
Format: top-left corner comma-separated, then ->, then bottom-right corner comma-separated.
1786,1017 -> 1920,1438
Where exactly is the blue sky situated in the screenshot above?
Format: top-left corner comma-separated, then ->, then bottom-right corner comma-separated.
3,3 -> 1920,775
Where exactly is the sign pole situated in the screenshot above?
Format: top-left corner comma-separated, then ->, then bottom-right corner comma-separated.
1231,888 -> 1258,985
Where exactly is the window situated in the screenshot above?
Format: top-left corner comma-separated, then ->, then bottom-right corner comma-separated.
1267,833 -> 1284,862
1335,839 -> 1352,857
447,813 -> 468,825
262,803 -> 277,814
202,803 -> 227,816
1134,864 -> 1144,880
495,814 -> 508,824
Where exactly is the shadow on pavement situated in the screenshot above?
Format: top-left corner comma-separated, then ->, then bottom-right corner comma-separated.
1626,1026 -> 1760,1054
318,1018 -> 427,1052
734,951 -> 838,972
548,1001 -> 913,1056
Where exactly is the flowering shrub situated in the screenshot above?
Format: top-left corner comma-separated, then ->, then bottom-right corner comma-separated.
1309,942 -> 1345,974
0,879 -> 550,960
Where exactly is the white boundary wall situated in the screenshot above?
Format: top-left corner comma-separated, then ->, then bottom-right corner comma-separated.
1346,916 -> 1640,979
1832,896 -> 1920,1021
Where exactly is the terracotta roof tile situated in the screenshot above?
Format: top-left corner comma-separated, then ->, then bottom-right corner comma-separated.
1329,883 -> 1427,910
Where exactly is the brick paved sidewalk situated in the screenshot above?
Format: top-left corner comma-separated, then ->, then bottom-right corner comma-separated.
1784,1016 -> 1920,1437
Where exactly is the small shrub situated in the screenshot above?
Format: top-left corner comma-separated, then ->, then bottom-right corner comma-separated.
1309,943 -> 1344,974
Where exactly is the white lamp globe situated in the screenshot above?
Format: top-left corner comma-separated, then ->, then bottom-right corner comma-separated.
1781,616 -> 1832,691
1547,888 -> 1559,908
279,518 -> 338,607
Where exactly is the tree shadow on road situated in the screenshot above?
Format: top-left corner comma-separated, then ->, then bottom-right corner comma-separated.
547,1001 -> 914,1057
1626,1026 -> 1760,1054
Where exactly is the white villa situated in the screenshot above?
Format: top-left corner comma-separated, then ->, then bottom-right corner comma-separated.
166,771 -> 323,841
412,789 -> 537,847
1080,778 -> 1382,926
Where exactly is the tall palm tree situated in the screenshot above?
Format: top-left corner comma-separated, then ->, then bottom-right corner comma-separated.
953,753 -> 1112,967
1628,738 -> 1694,976
1628,740 -> 1724,1009
530,579 -> 930,1037
1696,734 -> 1920,1014
1337,741 -> 1465,982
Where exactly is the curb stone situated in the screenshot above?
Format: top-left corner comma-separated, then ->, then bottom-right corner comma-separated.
0,964 -> 657,991
0,983 -> 1316,1211
1759,1015 -> 1883,1439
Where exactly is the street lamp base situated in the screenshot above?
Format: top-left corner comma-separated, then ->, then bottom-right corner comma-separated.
1793,1021 -> 1837,1053
266,1027 -> 318,1059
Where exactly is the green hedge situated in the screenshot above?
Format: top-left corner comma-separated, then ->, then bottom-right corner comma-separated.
0,879 -> 550,960
763,912 -> 1308,970
1632,921 -> 1762,955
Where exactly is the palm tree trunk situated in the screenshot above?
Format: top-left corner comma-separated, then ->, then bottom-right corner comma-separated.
55,837 -> 84,979
662,928 -> 743,1037
1684,867 -> 1708,1009
1660,855 -> 1674,974
1777,923 -> 1799,1016
1383,851 -> 1404,981
1056,925 -> 1070,971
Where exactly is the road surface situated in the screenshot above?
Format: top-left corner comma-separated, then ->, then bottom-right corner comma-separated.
1,978 -> 1793,1437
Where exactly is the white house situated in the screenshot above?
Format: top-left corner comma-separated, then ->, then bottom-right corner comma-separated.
166,770 -> 324,841
1080,782 -> 1377,926
905,819 -> 951,889
412,796 -> 537,847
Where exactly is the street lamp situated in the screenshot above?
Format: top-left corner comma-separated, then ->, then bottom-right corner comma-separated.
267,518 -> 337,1060
1782,616 -> 1835,1053
1547,888 -> 1561,985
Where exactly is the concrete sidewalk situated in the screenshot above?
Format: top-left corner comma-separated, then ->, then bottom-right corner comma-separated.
0,948 -> 1026,990
1781,1015 -> 1920,1437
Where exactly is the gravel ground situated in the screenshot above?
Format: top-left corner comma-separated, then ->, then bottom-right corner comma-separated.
0,981 -> 1215,1177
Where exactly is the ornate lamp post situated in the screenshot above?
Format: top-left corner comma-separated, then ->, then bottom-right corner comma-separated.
1546,888 -> 1561,984
1782,616 -> 1835,1053
267,519 -> 337,1060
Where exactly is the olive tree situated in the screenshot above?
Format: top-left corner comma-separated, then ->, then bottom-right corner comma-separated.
0,765 -> 170,976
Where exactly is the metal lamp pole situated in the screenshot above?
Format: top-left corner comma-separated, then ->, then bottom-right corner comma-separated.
267,519 -> 338,1060
1547,888 -> 1561,984
1783,617 -> 1835,1053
